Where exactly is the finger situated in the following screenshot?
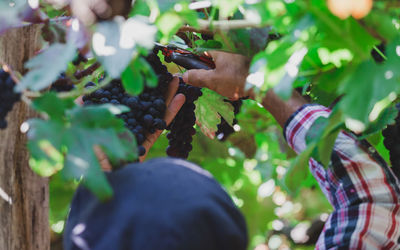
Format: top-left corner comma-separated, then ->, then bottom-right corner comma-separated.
75,96 -> 84,105
164,93 -> 186,125
93,145 -> 112,172
165,76 -> 179,106
206,50 -> 222,61
182,69 -> 214,89
139,94 -> 186,162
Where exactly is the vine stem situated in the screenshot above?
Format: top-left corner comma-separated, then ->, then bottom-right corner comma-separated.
23,75 -> 112,100
58,76 -> 112,99
373,45 -> 387,61
13,16 -> 71,29
179,19 -> 267,34
298,64 -> 336,77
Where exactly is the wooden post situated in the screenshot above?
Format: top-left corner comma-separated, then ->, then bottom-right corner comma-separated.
0,25 -> 49,250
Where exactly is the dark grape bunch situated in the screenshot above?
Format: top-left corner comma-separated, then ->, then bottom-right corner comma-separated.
216,100 -> 243,141
382,104 -> 400,179
50,73 -> 75,92
0,69 -> 21,129
83,52 -> 172,157
166,78 -> 202,158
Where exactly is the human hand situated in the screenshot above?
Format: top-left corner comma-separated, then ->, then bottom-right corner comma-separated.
138,77 -> 185,162
182,51 -> 252,100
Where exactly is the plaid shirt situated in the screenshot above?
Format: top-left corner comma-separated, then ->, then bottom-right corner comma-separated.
284,104 -> 400,249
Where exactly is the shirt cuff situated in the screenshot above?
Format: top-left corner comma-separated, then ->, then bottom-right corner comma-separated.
284,104 -> 331,154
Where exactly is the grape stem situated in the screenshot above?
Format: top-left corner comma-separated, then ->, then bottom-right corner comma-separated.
13,16 -> 71,29
58,76 -> 112,99
23,76 -> 112,100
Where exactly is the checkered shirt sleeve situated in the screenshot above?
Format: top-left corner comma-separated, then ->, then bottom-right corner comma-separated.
284,104 -> 400,249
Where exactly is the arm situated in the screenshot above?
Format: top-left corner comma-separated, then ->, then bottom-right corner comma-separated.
182,51 -> 307,127
183,51 -> 400,249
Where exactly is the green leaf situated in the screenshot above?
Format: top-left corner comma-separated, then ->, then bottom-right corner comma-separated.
339,37 -> 400,126
194,89 -> 235,137
156,12 -> 183,42
32,92 -> 75,122
283,142 -> 316,195
16,43 -> 77,92
305,109 -> 344,166
362,106 -> 398,137
27,119 -> 65,177
213,0 -> 244,18
27,98 -> 137,200
364,11 -> 399,42
0,0 -> 29,34
121,58 -> 145,95
309,0 -> 378,60
93,17 -> 156,78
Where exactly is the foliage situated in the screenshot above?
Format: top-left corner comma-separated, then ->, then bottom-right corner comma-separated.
194,88 -> 234,137
0,0 -> 399,249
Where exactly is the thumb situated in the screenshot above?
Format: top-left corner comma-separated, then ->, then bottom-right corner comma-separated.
182,69 -> 213,89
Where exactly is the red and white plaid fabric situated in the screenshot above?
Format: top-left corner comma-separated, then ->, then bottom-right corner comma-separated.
284,104 -> 400,249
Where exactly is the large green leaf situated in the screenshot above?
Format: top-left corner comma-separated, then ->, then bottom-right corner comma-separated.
309,0 -> 378,61
0,0 -> 30,34
28,94 -> 137,200
305,109 -> 344,166
283,142 -> 316,195
93,16 -> 156,78
121,57 -> 157,95
194,89 -> 235,138
16,42 -> 77,92
156,4 -> 198,43
339,37 -> 400,127
213,0 -> 244,18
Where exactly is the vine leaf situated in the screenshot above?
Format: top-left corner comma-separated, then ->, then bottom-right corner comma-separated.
214,0 -> 244,18
305,109 -> 344,166
339,37 -> 400,127
27,93 -> 137,200
156,4 -> 198,43
362,106 -> 398,137
16,42 -> 77,92
122,57 -> 157,96
0,0 -> 31,35
194,89 -> 235,138
93,16 -> 156,78
283,142 -> 316,195
284,109 -> 344,194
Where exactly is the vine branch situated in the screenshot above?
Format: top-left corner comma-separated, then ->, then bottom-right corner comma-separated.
179,19 -> 268,35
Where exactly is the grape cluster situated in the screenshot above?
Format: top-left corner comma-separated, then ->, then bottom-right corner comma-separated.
0,69 -> 21,129
50,73 -> 75,92
166,78 -> 202,158
216,100 -> 242,141
382,104 -> 400,179
83,52 -> 172,157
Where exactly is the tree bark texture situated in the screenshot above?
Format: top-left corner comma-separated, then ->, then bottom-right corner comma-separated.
0,25 -> 50,250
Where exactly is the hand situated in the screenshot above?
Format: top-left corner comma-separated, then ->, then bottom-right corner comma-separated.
139,77 -> 185,162
94,77 -> 185,171
182,51 -> 252,100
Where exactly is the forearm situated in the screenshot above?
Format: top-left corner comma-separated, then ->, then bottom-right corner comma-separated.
260,89 -> 308,128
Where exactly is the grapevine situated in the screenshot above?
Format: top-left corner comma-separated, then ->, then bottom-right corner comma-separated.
216,100 -> 242,141
382,104 -> 400,179
83,52 -> 171,157
166,78 -> 202,158
0,69 -> 20,129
